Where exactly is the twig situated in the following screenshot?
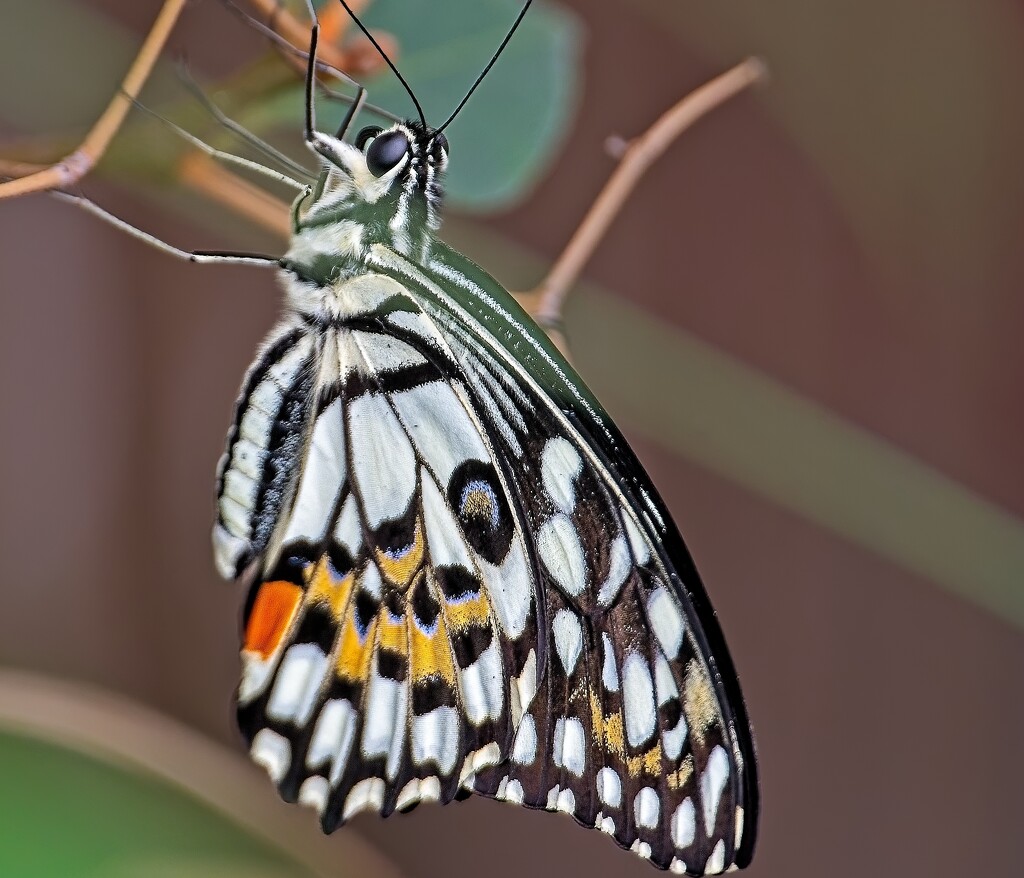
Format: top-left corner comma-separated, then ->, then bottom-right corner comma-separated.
518,57 -> 768,333
0,0 -> 188,200
0,156 -> 49,178
0,0 -> 396,201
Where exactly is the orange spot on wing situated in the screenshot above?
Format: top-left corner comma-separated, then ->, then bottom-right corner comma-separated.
243,580 -> 303,659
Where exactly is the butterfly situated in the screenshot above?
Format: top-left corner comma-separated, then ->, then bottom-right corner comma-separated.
210,1 -> 759,874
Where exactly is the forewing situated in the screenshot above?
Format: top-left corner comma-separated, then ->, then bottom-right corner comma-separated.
414,256 -> 759,876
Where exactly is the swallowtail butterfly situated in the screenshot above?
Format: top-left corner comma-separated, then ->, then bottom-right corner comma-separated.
211,2 -> 759,874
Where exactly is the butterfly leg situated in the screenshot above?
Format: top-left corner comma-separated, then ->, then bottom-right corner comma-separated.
127,96 -> 310,194
176,62 -> 316,183
49,190 -> 281,268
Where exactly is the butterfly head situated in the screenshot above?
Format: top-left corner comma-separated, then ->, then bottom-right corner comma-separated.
354,121 -> 450,196
303,120 -> 449,239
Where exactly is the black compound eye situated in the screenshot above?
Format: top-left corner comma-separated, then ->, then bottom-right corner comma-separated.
355,126 -> 382,151
366,130 -> 411,177
434,132 -> 449,155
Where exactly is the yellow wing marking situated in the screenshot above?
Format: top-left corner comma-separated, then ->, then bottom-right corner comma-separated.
683,658 -> 719,747
378,603 -> 407,654
306,556 -> 355,616
589,691 -> 663,777
666,755 -> 695,791
336,564 -> 381,684
374,518 -> 425,589
444,589 -> 492,632
409,573 -> 458,686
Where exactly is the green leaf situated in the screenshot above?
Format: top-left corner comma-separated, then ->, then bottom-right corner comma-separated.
0,671 -> 403,878
0,731 -> 314,877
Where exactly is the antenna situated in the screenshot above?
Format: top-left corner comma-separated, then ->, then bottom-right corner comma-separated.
437,0 -> 533,133
335,0 -> 427,129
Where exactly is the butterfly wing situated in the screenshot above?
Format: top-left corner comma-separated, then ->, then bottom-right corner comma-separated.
213,253 -> 758,875
456,353 -> 754,875
397,242 -> 759,875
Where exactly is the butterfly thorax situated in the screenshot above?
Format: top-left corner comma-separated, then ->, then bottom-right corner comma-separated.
280,121 -> 449,306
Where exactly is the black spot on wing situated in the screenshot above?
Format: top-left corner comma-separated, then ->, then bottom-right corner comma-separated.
435,565 -> 479,602
354,590 -> 379,636
412,677 -> 457,713
410,574 -> 440,630
450,624 -> 493,670
383,588 -> 405,620
293,603 -> 336,653
446,459 -> 513,564
377,648 -> 408,681
374,502 -> 419,557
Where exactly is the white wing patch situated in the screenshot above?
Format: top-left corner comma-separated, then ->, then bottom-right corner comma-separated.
391,380 -> 489,485
348,391 -> 417,528
282,398 -> 346,546
537,513 -> 587,596
541,436 -> 582,515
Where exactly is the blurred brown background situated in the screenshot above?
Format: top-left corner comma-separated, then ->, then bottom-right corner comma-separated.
1,1 -> 1023,876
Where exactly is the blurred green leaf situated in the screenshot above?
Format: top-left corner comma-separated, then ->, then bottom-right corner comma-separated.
0,731 -> 314,878
0,672 -> 403,878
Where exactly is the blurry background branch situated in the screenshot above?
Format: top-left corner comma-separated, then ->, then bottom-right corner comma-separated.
516,57 -> 766,352
0,0 -> 187,198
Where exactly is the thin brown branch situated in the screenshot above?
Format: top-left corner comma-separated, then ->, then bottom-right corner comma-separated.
178,151 -> 291,239
519,57 -> 768,330
0,0 -> 188,200
0,157 -> 48,178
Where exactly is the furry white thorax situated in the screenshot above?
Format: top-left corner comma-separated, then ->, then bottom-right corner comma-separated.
281,268 -> 413,324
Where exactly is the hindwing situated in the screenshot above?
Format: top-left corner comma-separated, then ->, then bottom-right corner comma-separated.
221,274 -> 539,824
